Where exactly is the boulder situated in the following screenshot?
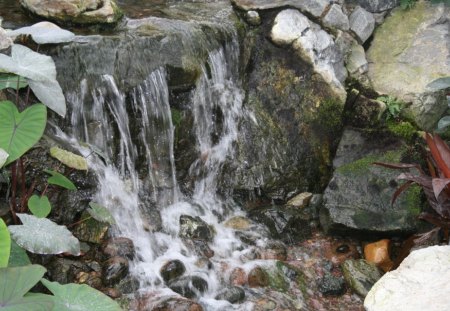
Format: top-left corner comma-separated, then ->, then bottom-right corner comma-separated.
320,128 -> 421,235
366,2 -> 450,131
352,0 -> 399,13
349,6 -> 375,43
323,4 -> 350,31
365,246 -> 450,311
342,259 -> 382,297
270,9 -> 347,100
231,0 -> 331,17
20,0 -> 123,25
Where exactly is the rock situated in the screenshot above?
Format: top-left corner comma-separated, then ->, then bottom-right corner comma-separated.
72,211 -> 110,244
365,246 -> 450,311
0,27 -> 13,50
229,267 -> 247,286
102,256 -> 129,286
215,286 -> 245,303
320,128 -> 421,235
342,259 -> 382,297
137,296 -> 204,311
323,4 -> 350,31
366,2 -> 450,131
224,216 -> 252,230
286,192 -> 313,208
364,239 -> 394,272
245,11 -> 261,26
102,287 -> 122,299
168,275 -> 208,299
353,0 -> 399,13
160,259 -> 186,283
179,215 -> 213,241
318,274 -> 346,296
231,0 -> 331,17
270,9 -> 347,100
20,0 -> 123,25
101,237 -> 135,259
349,6 -> 375,43
346,41 -> 368,77
345,92 -> 385,128
248,266 -> 269,287
75,271 -> 103,289
46,258 -> 86,284
183,239 -> 214,258
259,240 -> 287,261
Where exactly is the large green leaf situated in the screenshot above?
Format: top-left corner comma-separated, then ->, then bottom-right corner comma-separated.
87,202 -> 115,225
44,169 -> 76,190
8,241 -> 31,267
0,265 -> 54,310
0,148 -> 8,169
0,73 -> 28,90
0,218 -> 11,268
6,22 -> 75,45
49,146 -> 88,170
0,101 -> 47,166
28,195 -> 52,218
0,44 -> 66,117
41,279 -> 122,311
8,214 -> 80,255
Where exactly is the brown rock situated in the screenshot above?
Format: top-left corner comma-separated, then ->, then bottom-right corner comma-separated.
230,267 -> 247,286
364,239 -> 393,272
248,266 -> 269,288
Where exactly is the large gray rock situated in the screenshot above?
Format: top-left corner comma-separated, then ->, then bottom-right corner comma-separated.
365,246 -> 450,311
353,0 -> 399,13
349,6 -> 375,43
270,9 -> 347,101
323,4 -> 350,31
366,2 -> 450,131
231,0 -> 331,17
20,0 -> 123,25
320,128 -> 421,235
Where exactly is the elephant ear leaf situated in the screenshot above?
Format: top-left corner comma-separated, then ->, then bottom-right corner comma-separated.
0,219 -> 11,268
0,101 -> 47,166
6,22 -> 75,45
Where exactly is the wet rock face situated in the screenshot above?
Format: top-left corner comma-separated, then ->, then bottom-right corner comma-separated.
20,0 -> 123,25
160,259 -> 186,283
342,259 -> 382,297
102,256 -> 129,286
215,286 -> 245,303
168,275 -> 208,299
179,215 -> 214,241
102,237 -> 135,260
248,266 -> 269,287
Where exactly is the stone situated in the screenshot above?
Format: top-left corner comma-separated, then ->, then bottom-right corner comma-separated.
160,259 -> 186,283
101,237 -> 135,259
223,216 -> 252,230
183,239 -> 214,258
286,192 -> 313,208
215,286 -> 245,303
353,0 -> 399,13
345,93 -> 385,128
231,0 -> 331,17
20,0 -> 123,25
179,215 -> 213,241
230,267 -> 247,286
318,274 -> 346,296
365,246 -> 450,311
168,275 -> 208,299
245,10 -> 261,26
72,211 -> 110,244
102,256 -> 129,286
364,239 -> 394,272
342,259 -> 382,297
270,9 -> 347,100
346,41 -> 368,76
259,240 -> 288,261
349,6 -> 375,43
248,266 -> 269,287
137,296 -> 204,311
75,271 -> 103,289
366,2 -> 450,131
320,128 -> 421,235
0,27 -> 13,50
323,4 -> 350,31
102,287 -> 122,299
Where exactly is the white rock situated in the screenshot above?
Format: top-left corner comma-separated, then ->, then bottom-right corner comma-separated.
270,9 -> 310,45
323,4 -> 350,31
349,6 -> 375,43
365,246 -> 450,311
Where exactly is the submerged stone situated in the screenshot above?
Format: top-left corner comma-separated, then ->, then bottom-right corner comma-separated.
102,256 -> 129,286
168,275 -> 208,299
160,259 -> 186,283
179,215 -> 214,241
215,286 -> 245,303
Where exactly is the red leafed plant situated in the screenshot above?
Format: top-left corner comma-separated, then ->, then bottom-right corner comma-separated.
374,133 -> 450,242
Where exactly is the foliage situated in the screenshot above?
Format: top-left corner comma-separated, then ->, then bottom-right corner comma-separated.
377,95 -> 403,120
0,73 -> 28,90
45,169 -> 77,190
8,241 -> 31,267
8,213 -> 80,255
87,202 -> 116,225
0,218 -> 11,268
386,120 -> 417,143
28,195 -> 52,218
400,0 -> 417,9
0,101 -> 47,166
49,146 -> 88,171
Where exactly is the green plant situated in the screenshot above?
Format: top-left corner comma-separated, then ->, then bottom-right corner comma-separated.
400,0 -> 417,9
377,95 -> 403,120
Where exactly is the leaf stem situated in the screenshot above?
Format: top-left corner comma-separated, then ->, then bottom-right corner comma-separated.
10,161 -> 18,223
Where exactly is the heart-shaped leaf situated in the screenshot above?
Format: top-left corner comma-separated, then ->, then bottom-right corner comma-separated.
0,265 -> 54,310
0,148 -> 8,169
0,101 -> 46,166
44,169 -> 76,190
8,214 -> 80,255
28,195 -> 52,218
6,22 -> 75,45
87,202 -> 115,225
49,146 -> 88,171
8,241 -> 31,267
41,279 -> 121,311
0,73 -> 28,90
0,218 -> 11,268
28,78 -> 66,118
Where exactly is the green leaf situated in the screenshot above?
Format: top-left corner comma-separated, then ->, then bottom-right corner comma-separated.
44,169 -> 76,190
0,265 -> 54,310
49,146 -> 88,171
0,44 -> 66,117
87,202 -> 115,225
28,194 -> 52,218
0,218 -> 11,268
0,73 -> 28,90
8,214 -> 80,255
41,279 -> 122,311
6,22 -> 75,45
8,240 -> 31,267
0,148 -> 8,169
0,101 -> 47,166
